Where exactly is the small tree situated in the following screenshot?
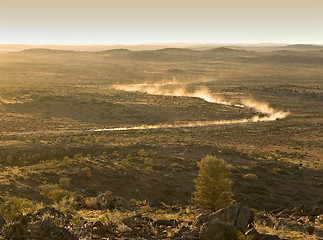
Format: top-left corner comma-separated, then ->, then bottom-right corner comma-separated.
192,155 -> 233,210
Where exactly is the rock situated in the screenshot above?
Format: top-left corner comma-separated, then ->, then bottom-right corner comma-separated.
183,229 -> 200,239
245,228 -> 263,240
70,195 -> 86,210
30,219 -> 77,240
4,219 -> 77,240
3,207 -> 77,240
88,190 -> 113,209
227,203 -> 241,226
0,215 -> 6,229
122,215 -> 153,228
148,200 -> 164,208
260,234 -> 280,240
153,219 -> 178,227
198,203 -> 253,233
235,205 -> 254,233
194,213 -> 208,228
91,221 -> 110,235
200,218 -> 236,240
111,196 -> 131,209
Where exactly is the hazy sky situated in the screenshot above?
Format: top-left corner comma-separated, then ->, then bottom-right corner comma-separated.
1,0 -> 322,44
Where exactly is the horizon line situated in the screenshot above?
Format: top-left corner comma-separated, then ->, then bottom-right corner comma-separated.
1,42 -> 322,46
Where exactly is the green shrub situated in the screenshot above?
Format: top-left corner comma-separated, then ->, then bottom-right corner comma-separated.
192,155 -> 233,210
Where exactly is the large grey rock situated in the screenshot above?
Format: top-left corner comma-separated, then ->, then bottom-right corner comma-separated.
236,205 -> 254,233
205,203 -> 241,226
200,218 -> 236,240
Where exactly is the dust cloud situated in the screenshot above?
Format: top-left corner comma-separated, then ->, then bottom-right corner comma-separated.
94,83 -> 289,132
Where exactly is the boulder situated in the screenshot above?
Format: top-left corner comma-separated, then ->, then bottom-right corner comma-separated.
245,228 -> 263,240
88,190 -> 113,209
200,218 -> 236,240
4,218 -> 77,240
205,203 -> 241,227
235,205 -> 254,233
197,203 -> 254,233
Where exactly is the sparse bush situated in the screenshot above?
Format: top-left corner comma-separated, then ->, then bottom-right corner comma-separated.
61,156 -> 72,167
138,149 -> 147,157
98,211 -> 110,224
39,184 -> 74,202
243,173 -> 259,181
121,159 -> 129,167
171,163 -> 185,171
112,150 -> 119,158
73,153 -> 83,161
59,177 -> 71,187
0,197 -> 39,221
80,167 -> 92,178
192,155 -> 233,210
144,157 -> 154,166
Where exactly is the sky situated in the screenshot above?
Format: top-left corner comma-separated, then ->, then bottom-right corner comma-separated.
1,0 -> 322,44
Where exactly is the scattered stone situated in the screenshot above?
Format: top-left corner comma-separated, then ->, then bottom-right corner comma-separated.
4,218 -> 77,240
111,196 -> 131,209
88,190 -> 113,210
70,195 -> 86,210
183,229 -> 200,239
91,221 -> 111,235
148,200 -> 164,209
153,219 -> 178,227
122,214 -> 153,228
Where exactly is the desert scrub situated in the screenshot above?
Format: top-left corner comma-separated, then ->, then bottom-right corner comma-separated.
79,166 -> 92,179
0,196 -> 40,221
59,177 -> 71,187
39,184 -> 74,202
243,173 -> 259,181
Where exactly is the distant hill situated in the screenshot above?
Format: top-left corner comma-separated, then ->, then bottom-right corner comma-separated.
20,48 -> 78,54
278,44 -> 323,51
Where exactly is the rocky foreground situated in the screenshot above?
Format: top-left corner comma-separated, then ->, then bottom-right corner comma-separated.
0,191 -> 322,239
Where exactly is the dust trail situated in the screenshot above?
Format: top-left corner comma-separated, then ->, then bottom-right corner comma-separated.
91,83 -> 288,132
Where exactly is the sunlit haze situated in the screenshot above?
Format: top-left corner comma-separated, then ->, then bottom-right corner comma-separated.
1,0 -> 322,44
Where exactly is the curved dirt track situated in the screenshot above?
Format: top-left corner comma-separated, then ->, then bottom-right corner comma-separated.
3,84 -> 289,136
